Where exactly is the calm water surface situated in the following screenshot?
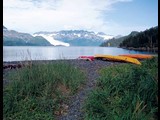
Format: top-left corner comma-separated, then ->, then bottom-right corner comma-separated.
3,46 -> 157,62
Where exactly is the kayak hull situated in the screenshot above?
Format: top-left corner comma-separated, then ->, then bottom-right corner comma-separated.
77,56 -> 95,61
94,55 -> 141,65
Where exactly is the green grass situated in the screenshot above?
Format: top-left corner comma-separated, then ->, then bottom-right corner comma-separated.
3,61 -> 85,120
83,57 -> 158,120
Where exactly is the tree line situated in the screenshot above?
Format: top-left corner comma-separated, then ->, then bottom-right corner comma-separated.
100,26 -> 158,48
119,26 -> 158,48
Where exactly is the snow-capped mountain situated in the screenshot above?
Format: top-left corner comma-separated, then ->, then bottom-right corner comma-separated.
3,26 -> 114,46
33,30 -> 114,46
95,32 -> 114,40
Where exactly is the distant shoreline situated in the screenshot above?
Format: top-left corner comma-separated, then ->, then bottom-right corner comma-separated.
120,47 -> 158,52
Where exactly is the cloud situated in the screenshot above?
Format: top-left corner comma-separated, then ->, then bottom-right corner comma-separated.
3,0 -> 133,35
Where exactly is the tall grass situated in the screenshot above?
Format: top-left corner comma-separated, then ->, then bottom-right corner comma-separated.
3,61 -> 85,119
83,57 -> 158,120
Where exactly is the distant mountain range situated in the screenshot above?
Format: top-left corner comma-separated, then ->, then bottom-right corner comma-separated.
33,30 -> 114,46
3,26 -> 114,46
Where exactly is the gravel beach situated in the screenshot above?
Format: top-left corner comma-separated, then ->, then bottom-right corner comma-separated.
3,59 -> 126,119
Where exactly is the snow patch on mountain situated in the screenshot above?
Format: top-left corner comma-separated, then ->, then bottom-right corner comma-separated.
97,34 -> 114,40
73,33 -> 81,37
85,34 -> 88,37
94,32 -> 98,35
51,33 -> 57,36
32,34 -> 70,46
94,32 -> 114,40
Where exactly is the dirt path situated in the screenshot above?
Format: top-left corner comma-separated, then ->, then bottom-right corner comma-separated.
58,60 -> 124,120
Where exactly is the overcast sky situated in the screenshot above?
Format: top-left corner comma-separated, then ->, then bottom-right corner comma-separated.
3,0 -> 158,36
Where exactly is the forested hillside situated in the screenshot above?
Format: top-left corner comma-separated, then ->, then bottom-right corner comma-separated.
119,26 -> 158,48
100,31 -> 138,47
100,26 -> 158,50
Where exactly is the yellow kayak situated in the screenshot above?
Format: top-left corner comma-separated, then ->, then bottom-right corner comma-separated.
118,54 -> 156,59
94,55 -> 141,65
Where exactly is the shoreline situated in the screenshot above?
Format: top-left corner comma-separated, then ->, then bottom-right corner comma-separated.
3,59 -> 126,86
120,47 -> 158,52
3,59 -> 126,70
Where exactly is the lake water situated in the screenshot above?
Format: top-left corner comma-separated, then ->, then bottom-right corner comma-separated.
3,46 -> 158,62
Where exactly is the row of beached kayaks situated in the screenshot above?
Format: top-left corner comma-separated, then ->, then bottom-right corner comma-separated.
77,54 -> 156,65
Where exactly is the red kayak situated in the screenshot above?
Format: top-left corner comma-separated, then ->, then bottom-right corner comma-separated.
77,56 -> 95,61
118,54 -> 156,59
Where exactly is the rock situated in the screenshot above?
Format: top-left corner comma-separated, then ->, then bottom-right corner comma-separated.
3,63 -> 22,69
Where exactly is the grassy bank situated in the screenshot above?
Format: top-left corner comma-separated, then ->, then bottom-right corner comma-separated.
3,62 -> 85,119
83,57 -> 158,120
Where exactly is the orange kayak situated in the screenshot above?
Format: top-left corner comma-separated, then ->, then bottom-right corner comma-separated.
118,55 -> 156,59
